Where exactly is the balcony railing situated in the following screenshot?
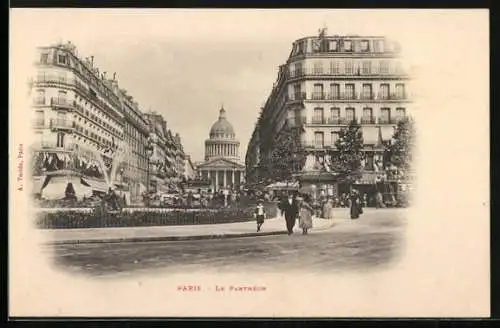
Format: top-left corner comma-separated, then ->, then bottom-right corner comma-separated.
50,97 -> 73,109
37,141 -> 77,152
377,93 -> 407,101
360,116 -> 376,124
291,92 -> 307,101
33,120 -> 45,128
327,117 -> 347,124
49,118 -> 73,130
303,141 -> 326,149
311,117 -> 327,124
360,93 -> 375,100
287,116 -> 307,127
287,67 -> 408,78
311,92 -> 326,100
33,97 -> 46,105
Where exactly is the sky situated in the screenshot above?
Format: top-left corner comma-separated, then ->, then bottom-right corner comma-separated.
11,9 -> 488,162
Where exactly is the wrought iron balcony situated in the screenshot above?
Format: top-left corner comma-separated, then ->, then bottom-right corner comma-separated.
291,92 -> 307,101
33,97 -> 46,105
311,92 -> 327,100
37,141 -> 76,152
360,116 -> 376,124
377,93 -> 407,101
311,117 -> 327,125
49,118 -> 73,130
360,93 -> 375,100
50,97 -> 74,109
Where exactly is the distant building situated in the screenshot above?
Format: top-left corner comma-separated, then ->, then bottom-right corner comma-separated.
196,106 -> 245,192
184,155 -> 197,180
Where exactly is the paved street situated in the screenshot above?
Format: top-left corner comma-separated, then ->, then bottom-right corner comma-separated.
43,210 -> 407,277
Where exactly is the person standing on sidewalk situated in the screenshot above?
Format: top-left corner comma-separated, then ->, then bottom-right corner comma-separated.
254,199 -> 267,232
349,189 -> 363,219
282,192 -> 299,235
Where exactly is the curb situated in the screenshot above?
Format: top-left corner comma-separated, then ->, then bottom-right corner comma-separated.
47,230 -> 289,245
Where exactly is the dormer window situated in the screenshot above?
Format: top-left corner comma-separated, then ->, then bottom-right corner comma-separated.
343,40 -> 352,52
40,52 -> 49,64
328,40 -> 338,52
360,40 -> 370,52
58,53 -> 67,65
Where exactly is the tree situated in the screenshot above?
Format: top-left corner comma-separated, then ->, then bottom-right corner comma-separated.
387,116 -> 416,180
331,120 -> 364,185
269,126 -> 306,182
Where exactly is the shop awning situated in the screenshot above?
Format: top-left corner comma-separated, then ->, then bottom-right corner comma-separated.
353,171 -> 386,185
80,177 -> 109,192
363,126 -> 379,146
380,126 -> 395,142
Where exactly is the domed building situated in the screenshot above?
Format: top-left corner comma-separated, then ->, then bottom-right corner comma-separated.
197,106 -> 245,192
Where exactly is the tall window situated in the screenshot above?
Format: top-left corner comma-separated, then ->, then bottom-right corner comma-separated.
56,132 -> 65,147
379,84 -> 390,100
362,61 -> 372,75
293,84 -> 302,99
35,111 -> 44,126
329,40 -> 338,52
313,84 -> 324,99
314,132 -> 324,148
40,52 -> 49,64
58,54 -> 67,65
360,40 -> 370,52
330,107 -> 340,118
380,108 -> 391,123
345,108 -> 356,122
331,132 -> 338,146
395,83 -> 406,99
330,61 -> 340,75
396,107 -> 406,119
363,107 -> 373,118
362,84 -> 372,99
345,84 -> 355,100
345,60 -> 354,75
343,40 -> 353,52
35,89 -> 45,104
313,108 -> 324,123
330,83 -> 340,99
294,62 -> 303,76
313,61 -> 323,75
380,60 -> 389,74
57,90 -> 67,102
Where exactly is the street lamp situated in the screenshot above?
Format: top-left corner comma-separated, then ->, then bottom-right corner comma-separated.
145,138 -> 154,197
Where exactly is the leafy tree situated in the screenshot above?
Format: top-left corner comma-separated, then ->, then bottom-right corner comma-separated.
331,120 -> 365,184
387,116 -> 416,180
269,126 -> 306,182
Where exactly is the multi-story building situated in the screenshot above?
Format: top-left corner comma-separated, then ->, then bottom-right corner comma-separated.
143,111 -> 187,192
30,41 -> 191,201
246,31 -> 411,196
114,87 -> 150,203
31,41 -> 127,199
184,155 -> 197,181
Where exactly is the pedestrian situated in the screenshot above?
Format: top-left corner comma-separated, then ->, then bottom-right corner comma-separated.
349,189 -> 363,219
254,199 -> 266,232
298,195 -> 314,235
282,192 -> 299,235
323,198 -> 334,219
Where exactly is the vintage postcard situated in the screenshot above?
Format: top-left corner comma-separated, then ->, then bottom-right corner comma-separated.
9,9 -> 489,317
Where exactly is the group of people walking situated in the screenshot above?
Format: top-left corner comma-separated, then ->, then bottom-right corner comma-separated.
254,189 -> 364,235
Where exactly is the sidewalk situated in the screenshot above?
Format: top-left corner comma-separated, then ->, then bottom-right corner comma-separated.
39,207 -> 406,245
40,217 -> 336,245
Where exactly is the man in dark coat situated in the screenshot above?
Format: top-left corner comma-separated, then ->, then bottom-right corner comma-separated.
282,192 -> 299,235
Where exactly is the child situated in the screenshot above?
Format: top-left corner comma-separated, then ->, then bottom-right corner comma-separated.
254,200 -> 266,232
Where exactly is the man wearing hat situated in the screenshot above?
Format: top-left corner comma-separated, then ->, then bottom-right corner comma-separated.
281,192 -> 299,235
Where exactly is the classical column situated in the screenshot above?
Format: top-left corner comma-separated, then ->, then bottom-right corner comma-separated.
232,169 -> 235,186
215,170 -> 219,192
223,169 -> 227,188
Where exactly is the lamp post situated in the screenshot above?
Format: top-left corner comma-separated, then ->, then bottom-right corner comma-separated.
145,138 -> 154,205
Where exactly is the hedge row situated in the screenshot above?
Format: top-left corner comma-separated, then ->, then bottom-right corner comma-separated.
35,203 -> 279,229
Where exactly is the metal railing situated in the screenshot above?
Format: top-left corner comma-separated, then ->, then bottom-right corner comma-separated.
287,67 -> 407,78
49,118 -> 73,130
360,117 -> 376,124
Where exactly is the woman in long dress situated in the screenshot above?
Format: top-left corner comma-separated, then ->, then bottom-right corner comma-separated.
349,189 -> 362,219
298,195 -> 314,235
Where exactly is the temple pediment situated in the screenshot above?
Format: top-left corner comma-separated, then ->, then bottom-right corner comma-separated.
197,157 -> 245,170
